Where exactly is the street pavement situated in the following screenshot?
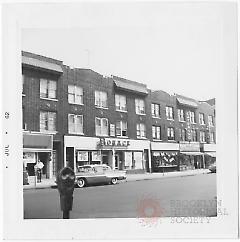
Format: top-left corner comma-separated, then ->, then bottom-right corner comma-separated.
24,173 -> 216,219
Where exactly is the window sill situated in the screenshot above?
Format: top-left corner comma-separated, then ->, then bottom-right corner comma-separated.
167,140 -> 177,142
167,118 -> 174,121
95,106 -> 109,110
69,102 -> 84,106
136,113 -> 146,116
137,137 -> 147,140
96,134 -> 109,137
200,124 -> 206,126
152,116 -> 161,119
152,139 -> 162,142
179,120 -> 185,123
40,130 -> 58,135
116,136 -> 129,139
190,122 -> 197,125
40,97 -> 58,102
116,109 -> 127,113
69,132 -> 84,135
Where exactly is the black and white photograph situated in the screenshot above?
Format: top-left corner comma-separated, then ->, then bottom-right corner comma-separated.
1,1 -> 238,240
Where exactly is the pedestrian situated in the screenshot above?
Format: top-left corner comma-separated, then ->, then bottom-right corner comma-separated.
34,160 -> 44,183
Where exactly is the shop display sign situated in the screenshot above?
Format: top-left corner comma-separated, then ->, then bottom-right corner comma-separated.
77,151 -> 88,161
98,138 -> 130,147
179,142 -> 200,152
110,124 -> 115,137
92,151 -> 101,161
23,152 -> 36,163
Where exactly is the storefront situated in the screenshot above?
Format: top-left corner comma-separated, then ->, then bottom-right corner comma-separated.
203,143 -> 216,168
23,132 -> 53,178
179,142 -> 204,170
64,136 -> 151,173
151,142 -> 179,172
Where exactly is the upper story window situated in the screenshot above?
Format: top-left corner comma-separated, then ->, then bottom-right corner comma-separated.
188,111 -> 195,124
191,129 -> 197,142
178,109 -> 185,122
68,85 -> 83,105
115,94 -> 127,112
152,126 -> 161,140
208,115 -> 214,126
68,114 -> 83,134
22,74 -> 25,94
95,117 -> 108,136
95,91 -> 108,108
200,131 -> 206,143
136,123 -> 146,138
166,106 -> 174,120
116,120 -> 127,137
40,79 -> 57,99
40,111 -> 57,132
209,132 -> 215,143
179,128 -> 186,141
167,127 -> 175,140
151,103 -> 160,118
135,99 -> 145,115
199,113 -> 205,125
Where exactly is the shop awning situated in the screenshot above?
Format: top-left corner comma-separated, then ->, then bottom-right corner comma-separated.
177,97 -> 198,108
205,152 -> 216,157
114,79 -> 148,95
180,151 -> 203,156
23,133 -> 53,150
22,56 -> 63,73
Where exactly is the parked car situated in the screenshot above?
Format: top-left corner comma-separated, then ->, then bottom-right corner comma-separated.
75,164 -> 127,188
208,163 -> 216,173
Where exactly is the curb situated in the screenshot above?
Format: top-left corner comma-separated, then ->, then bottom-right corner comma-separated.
23,171 -> 210,190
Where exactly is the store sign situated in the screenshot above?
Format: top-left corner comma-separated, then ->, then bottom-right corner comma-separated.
23,152 -> 36,163
98,138 -> 130,147
179,142 -> 200,152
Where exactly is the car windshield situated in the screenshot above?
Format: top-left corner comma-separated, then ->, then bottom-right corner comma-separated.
78,166 -> 93,172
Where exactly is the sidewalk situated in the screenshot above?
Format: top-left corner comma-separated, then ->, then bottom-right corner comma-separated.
23,169 -> 210,190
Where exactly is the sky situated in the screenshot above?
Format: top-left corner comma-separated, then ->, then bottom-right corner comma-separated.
21,3 -> 221,101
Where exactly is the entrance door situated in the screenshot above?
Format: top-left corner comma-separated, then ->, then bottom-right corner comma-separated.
115,154 -> 119,169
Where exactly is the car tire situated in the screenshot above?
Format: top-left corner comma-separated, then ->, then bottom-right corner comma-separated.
77,178 -> 86,188
111,178 -> 118,185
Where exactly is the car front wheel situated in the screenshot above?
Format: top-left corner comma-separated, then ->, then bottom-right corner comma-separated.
77,178 -> 86,188
111,178 -> 118,185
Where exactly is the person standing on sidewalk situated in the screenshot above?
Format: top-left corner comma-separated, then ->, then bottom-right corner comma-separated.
34,160 -> 44,183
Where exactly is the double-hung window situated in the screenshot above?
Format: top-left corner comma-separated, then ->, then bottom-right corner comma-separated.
166,106 -> 174,120
95,91 -> 108,108
178,109 -> 185,122
22,74 -> 25,94
179,129 -> 186,141
167,127 -> 175,140
116,121 -> 127,137
40,79 -> 57,99
209,132 -> 214,143
135,99 -> 145,115
95,117 -> 108,136
40,111 -> 57,132
200,131 -> 206,143
68,85 -> 83,105
115,94 -> 127,111
136,123 -> 146,138
199,113 -> 205,125
151,103 -> 160,118
208,115 -> 214,126
189,111 -> 195,123
152,126 -> 161,140
68,114 -> 83,134
191,129 -> 197,141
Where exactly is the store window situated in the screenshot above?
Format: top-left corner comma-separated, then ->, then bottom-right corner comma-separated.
178,109 -> 185,122
136,123 -> 146,138
40,79 -> 57,99
116,121 -> 127,137
68,114 -> 83,134
40,111 -> 57,132
208,115 -> 214,126
166,106 -> 174,120
191,129 -> 197,142
199,113 -> 205,125
152,126 -> 161,140
68,85 -> 83,105
95,91 -> 108,108
200,131 -> 206,143
152,152 -> 178,169
95,117 -> 108,136
151,103 -> 160,118
179,128 -> 186,141
115,94 -> 127,112
167,127 -> 175,140
135,99 -> 145,115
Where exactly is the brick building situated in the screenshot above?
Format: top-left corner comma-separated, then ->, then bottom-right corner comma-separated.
22,51 -> 216,178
